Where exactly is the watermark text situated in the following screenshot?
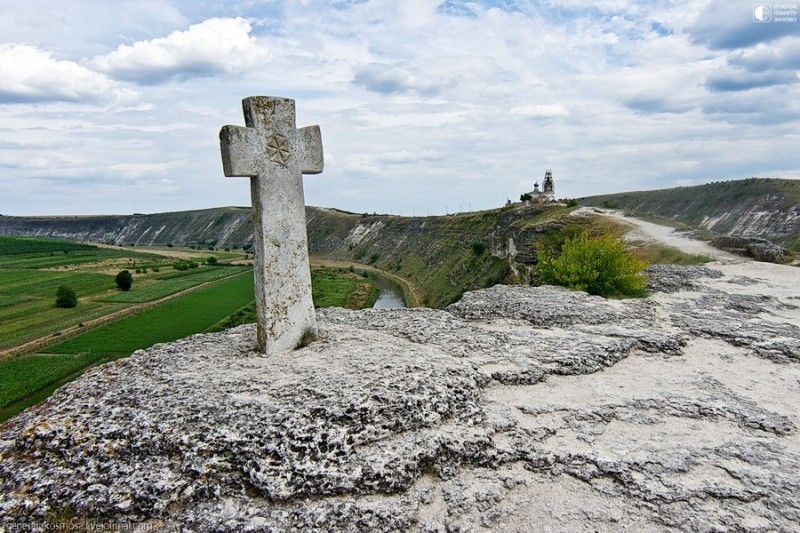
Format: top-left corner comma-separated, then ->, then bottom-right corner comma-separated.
754,3 -> 798,22
4,522 -> 155,533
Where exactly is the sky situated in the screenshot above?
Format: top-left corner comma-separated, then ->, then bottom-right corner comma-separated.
0,0 -> 798,216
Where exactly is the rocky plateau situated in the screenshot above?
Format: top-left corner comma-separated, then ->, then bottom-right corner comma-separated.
1,261 -> 799,531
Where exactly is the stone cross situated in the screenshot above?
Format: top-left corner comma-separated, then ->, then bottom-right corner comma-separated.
219,96 -> 323,354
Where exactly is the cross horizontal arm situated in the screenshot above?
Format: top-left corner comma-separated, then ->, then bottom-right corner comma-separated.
220,125 -> 259,177
298,125 -> 324,175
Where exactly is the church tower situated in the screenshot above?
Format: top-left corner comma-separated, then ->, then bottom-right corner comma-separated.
542,170 -> 555,198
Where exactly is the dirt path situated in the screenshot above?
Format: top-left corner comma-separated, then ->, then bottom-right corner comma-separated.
574,207 -> 799,322
572,207 -> 744,262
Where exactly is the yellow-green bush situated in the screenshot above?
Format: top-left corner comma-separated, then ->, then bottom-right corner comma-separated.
535,230 -> 648,298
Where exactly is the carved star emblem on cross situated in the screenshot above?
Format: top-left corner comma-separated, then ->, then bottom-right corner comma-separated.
266,134 -> 291,166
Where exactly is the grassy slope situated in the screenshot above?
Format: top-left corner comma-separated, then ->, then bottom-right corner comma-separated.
306,204 -> 638,307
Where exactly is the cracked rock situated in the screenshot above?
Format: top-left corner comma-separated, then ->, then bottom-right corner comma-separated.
1,264 -> 799,531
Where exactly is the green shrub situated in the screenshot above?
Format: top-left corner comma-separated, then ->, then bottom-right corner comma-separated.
566,199 -> 579,208
369,253 -> 380,264
173,260 -> 199,271
207,256 -> 218,265
115,270 -> 133,291
470,241 -> 486,257
55,286 -> 78,308
535,230 -> 648,298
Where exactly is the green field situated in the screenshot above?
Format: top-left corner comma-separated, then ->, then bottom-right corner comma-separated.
0,302 -> 121,348
0,353 -> 100,408
0,238 -> 246,351
0,268 -> 122,348
312,268 -> 378,309
0,236 -> 159,269
0,271 -> 255,418
99,266 -> 246,303
0,269 -> 116,297
47,270 -> 255,357
0,235 -> 97,255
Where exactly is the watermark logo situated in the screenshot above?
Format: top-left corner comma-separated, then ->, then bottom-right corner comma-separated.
754,3 -> 798,22
753,4 -> 772,21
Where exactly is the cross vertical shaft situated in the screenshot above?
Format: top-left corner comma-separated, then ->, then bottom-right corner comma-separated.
220,96 -> 323,354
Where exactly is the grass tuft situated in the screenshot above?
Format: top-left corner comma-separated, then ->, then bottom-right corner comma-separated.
295,328 -> 318,349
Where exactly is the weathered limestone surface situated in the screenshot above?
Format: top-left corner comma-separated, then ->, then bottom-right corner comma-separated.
2,264 -> 800,531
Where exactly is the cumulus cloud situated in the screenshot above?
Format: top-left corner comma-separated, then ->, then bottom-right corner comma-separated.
93,17 -> 268,85
0,44 -> 131,104
729,39 -> 800,72
688,0 -> 798,49
705,69 -> 798,92
352,63 -> 446,96
511,104 -> 568,118
702,89 -> 800,125
704,37 -> 800,92
625,97 -> 693,114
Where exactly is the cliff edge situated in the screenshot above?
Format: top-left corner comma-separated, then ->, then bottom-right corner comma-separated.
1,262 -> 799,531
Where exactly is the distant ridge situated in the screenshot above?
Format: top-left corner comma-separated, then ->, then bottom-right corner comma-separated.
579,178 -> 800,251
0,207 -> 255,249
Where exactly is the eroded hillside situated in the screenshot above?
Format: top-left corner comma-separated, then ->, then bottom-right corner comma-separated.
306,206 -> 568,307
0,207 -> 254,249
580,178 -> 800,251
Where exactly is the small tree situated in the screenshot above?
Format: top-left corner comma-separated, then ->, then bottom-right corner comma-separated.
115,270 -> 133,291
55,286 -> 78,308
536,230 -> 648,298
520,193 -> 532,202
207,256 -> 218,265
470,241 -> 486,257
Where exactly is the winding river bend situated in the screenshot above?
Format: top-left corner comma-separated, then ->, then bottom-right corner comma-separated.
372,276 -> 406,309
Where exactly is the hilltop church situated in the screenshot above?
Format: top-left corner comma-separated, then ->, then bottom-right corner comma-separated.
527,170 -> 556,201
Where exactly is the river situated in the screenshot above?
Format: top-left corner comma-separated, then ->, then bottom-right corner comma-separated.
372,276 -> 406,309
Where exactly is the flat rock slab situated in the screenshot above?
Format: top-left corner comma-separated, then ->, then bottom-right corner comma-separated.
2,263 -> 800,531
